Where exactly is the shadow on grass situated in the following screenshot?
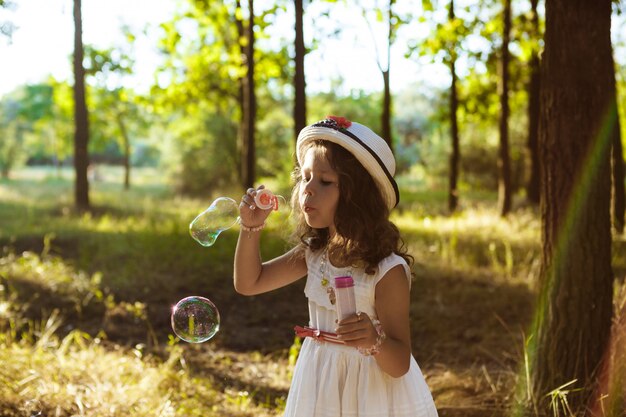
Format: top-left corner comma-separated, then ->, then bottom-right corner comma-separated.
412,264 -> 535,370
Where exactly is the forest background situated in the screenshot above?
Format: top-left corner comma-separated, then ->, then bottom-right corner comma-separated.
1,0 -> 626,416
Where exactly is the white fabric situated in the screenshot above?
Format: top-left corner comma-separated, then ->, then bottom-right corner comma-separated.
283,249 -> 439,417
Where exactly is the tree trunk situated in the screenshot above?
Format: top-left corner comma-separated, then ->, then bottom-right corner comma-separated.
240,0 -> 256,189
117,114 -> 131,190
448,0 -> 460,213
526,0 -> 541,205
382,69 -> 392,149
73,0 -> 90,211
530,0 -> 614,415
235,0 -> 246,186
293,0 -> 307,144
610,51 -> 625,234
497,0 -> 512,216
235,0 -> 256,189
380,0 -> 394,150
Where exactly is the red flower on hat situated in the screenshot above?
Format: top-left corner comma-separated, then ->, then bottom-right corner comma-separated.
326,115 -> 352,129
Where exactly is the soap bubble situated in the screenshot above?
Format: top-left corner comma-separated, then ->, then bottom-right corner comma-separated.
189,197 -> 239,247
189,190 -> 292,247
171,296 -> 220,343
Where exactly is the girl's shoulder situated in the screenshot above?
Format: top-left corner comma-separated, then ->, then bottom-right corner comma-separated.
303,246 -> 321,264
373,253 -> 412,289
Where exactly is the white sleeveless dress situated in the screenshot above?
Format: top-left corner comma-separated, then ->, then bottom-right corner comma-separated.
283,249 -> 439,417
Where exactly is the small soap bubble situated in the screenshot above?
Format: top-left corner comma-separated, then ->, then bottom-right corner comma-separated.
171,296 -> 220,343
189,197 -> 239,247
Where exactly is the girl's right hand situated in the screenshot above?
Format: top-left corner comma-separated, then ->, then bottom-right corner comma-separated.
239,185 -> 272,228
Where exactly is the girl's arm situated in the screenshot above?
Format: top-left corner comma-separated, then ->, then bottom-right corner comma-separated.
371,264 -> 413,376
233,187 -> 308,296
335,264 -> 413,378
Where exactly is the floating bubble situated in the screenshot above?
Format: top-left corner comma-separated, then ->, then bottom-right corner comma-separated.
171,296 -> 220,343
189,197 -> 239,247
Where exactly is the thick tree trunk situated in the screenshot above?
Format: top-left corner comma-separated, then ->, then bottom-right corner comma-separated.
497,0 -> 512,216
526,0 -> 541,205
448,0 -> 460,213
73,0 -> 90,211
530,0 -> 614,415
293,0 -> 307,144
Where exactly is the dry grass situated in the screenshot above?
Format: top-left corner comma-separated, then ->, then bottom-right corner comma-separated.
2,167 -> 625,416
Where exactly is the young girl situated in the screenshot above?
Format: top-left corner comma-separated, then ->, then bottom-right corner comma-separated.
234,116 -> 438,417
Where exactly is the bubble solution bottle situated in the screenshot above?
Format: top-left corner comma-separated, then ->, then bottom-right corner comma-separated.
189,188 -> 287,247
334,276 -> 357,320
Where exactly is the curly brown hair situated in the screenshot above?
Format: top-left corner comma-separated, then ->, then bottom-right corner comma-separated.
290,140 -> 413,274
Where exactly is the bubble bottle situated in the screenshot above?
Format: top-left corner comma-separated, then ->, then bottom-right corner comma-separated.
334,276 -> 357,320
189,188 -> 288,247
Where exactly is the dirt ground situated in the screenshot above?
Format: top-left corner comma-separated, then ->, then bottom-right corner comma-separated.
138,262 -> 536,417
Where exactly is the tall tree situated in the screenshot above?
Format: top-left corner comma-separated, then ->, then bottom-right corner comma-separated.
448,0 -> 460,213
380,0 -> 395,150
234,0 -> 247,187
362,0 -> 400,149
294,0 -> 307,143
73,0 -> 90,211
497,0 -> 512,216
84,46 -> 136,190
529,0 -> 614,414
526,0 -> 541,205
416,0 -> 469,213
241,0 -> 256,189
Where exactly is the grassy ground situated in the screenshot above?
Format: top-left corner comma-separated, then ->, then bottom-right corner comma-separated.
1,166 -> 624,416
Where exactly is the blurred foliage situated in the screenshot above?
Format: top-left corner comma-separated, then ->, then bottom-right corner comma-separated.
0,0 -> 624,196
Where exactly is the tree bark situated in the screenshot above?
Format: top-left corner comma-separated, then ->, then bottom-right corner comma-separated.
234,0 -> 246,187
380,0 -> 394,150
530,0 -> 614,414
382,69 -> 392,150
526,0 -> 541,205
497,0 -> 512,216
294,0 -> 307,144
241,0 -> 256,189
448,0 -> 460,213
73,0 -> 90,211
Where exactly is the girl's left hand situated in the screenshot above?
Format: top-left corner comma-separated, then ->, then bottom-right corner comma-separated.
335,312 -> 378,349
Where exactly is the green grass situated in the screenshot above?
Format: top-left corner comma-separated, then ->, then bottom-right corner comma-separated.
1,166 -> 625,417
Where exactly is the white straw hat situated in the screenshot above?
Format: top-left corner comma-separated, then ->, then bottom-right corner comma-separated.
296,116 -> 399,209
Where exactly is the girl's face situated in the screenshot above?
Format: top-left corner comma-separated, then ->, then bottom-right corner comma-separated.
298,146 -> 340,234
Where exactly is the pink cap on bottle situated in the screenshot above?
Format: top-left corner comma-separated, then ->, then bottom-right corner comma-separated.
254,189 -> 278,210
334,276 -> 354,288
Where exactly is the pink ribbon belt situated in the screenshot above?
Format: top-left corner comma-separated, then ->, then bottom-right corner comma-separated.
294,325 -> 344,345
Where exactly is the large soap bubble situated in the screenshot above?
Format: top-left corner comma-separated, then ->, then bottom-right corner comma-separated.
171,296 -> 220,343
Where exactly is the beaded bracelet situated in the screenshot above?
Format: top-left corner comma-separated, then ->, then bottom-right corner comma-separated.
240,221 -> 266,232
358,319 -> 386,356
